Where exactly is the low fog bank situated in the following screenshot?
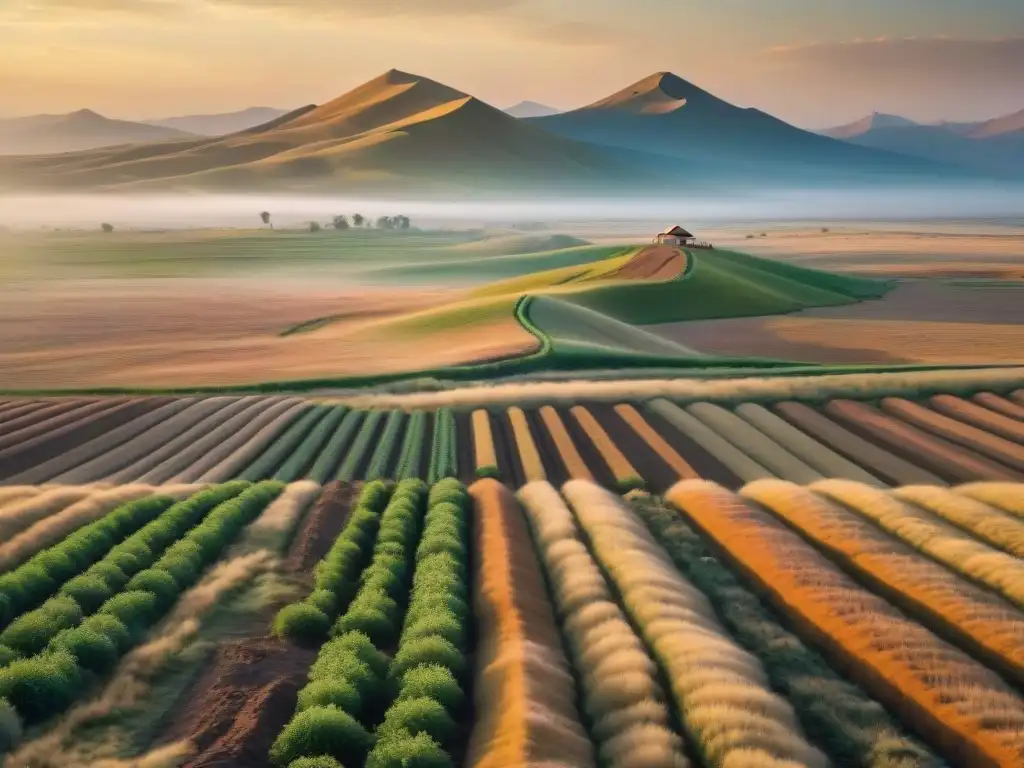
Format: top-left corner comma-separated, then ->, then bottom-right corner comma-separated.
1,185 -> 1023,231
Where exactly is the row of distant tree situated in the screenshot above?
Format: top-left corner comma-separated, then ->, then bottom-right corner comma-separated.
259,211 -> 411,232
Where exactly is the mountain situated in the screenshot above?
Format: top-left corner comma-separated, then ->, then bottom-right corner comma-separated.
529,72 -> 960,183
0,109 -> 196,155
822,107 -> 1024,177
822,113 -> 919,140
505,101 -> 560,118
146,107 -> 291,136
0,70 -> 674,194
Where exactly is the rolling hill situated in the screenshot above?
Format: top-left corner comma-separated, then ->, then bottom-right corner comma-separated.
0,70 -> 676,194
823,108 -> 1024,177
529,72 -> 961,183
505,101 -> 560,118
0,109 -> 196,155
145,107 -> 291,136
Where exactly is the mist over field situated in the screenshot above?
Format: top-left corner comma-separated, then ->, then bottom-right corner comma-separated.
2,185 -> 1024,230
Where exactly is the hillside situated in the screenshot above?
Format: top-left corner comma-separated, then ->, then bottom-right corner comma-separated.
823,108 -> 1024,177
0,109 -> 196,155
505,101 -> 560,118
145,107 -> 291,136
530,72 -> 961,183
0,70 -> 676,194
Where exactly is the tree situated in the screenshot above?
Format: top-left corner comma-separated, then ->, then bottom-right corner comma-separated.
332,215 -> 349,231
376,216 -> 394,230
101,223 -> 114,233
309,221 -> 321,232
260,211 -> 272,229
395,215 -> 411,230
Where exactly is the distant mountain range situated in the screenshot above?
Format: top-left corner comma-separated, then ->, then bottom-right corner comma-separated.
0,109 -> 195,155
504,101 -> 560,118
0,70 -> 1001,194
145,107 -> 291,136
822,110 -> 1024,177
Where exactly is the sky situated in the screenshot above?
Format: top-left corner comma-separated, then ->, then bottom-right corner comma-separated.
0,0 -> 1022,128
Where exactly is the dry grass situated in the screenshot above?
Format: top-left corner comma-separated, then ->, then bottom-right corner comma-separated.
666,479 -> 1024,768
931,395 -> 1024,443
773,401 -> 944,486
508,407 -> 546,483
648,400 -> 774,483
562,480 -> 825,768
893,485 -> 1024,558
812,479 -> 1024,612
0,485 -> 96,539
0,487 -> 40,509
827,399 -> 1021,482
880,397 -> 1024,473
743,479 -> 1024,687
517,481 -> 686,767
733,403 -> 882,485
569,407 -> 642,490
614,404 -> 698,481
237,480 -> 321,554
687,403 -> 822,483
472,409 -> 498,475
954,483 -> 1024,518
339,367 -> 1024,411
467,479 -> 594,768
539,406 -> 594,482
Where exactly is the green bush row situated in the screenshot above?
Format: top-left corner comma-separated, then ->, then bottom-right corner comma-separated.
395,411 -> 428,482
241,406 -> 331,481
427,411 -> 458,486
365,479 -> 471,768
309,410 -> 365,485
273,480 -> 392,646
0,494 -> 177,628
271,479 -> 429,767
0,482 -> 283,730
276,407 -> 350,483
338,412 -> 387,482
365,411 -> 407,482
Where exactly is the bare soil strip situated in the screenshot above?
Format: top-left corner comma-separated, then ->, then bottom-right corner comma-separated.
0,399 -> 119,452
589,402 -> 680,493
492,410 -> 525,489
525,407 -> 568,488
454,409 -> 476,483
0,398 -> 97,441
556,404 -> 617,490
612,244 -> 686,281
284,481 -> 356,572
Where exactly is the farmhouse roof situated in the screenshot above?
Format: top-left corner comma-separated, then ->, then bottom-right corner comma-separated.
659,225 -> 694,237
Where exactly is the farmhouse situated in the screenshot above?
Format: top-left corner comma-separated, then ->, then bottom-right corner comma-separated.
655,225 -> 695,246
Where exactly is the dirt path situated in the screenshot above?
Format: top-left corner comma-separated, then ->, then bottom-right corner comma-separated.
612,245 -> 686,281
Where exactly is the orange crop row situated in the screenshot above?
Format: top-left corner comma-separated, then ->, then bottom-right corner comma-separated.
614,403 -> 698,481
471,409 -> 499,477
667,480 -> 1024,768
972,392 -> 1024,422
569,406 -> 643,491
934,395 -> 1024,443
742,479 -> 1024,688
466,479 -> 594,768
537,406 -> 593,482
507,407 -> 546,483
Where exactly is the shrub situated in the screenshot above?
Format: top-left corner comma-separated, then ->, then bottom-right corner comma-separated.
99,590 -> 158,637
415,535 -> 464,563
49,626 -> 118,673
105,547 -> 147,577
275,603 -> 332,647
269,705 -> 375,766
308,654 -> 377,699
360,568 -> 404,601
390,637 -> 465,683
404,595 -> 468,627
60,574 -> 116,613
358,481 -> 391,511
288,758 -> 343,768
377,697 -> 456,745
0,650 -> 81,724
366,730 -> 453,768
297,679 -> 362,716
0,597 -> 84,657
0,697 -> 21,755
336,608 -> 394,648
79,614 -> 133,653
126,569 -> 180,611
397,665 -> 464,712
86,562 -> 130,591
328,632 -> 389,679
0,646 -> 18,666
401,614 -> 464,649
306,590 -> 337,616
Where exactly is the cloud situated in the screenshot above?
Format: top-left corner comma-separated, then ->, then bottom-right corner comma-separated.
768,36 -> 1024,87
203,0 -> 522,18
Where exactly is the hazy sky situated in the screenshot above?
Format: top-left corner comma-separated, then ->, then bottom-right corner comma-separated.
1,0 -> 1021,127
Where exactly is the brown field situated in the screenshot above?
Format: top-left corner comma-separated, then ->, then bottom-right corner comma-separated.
0,279 -> 535,388
648,281 -> 1024,365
